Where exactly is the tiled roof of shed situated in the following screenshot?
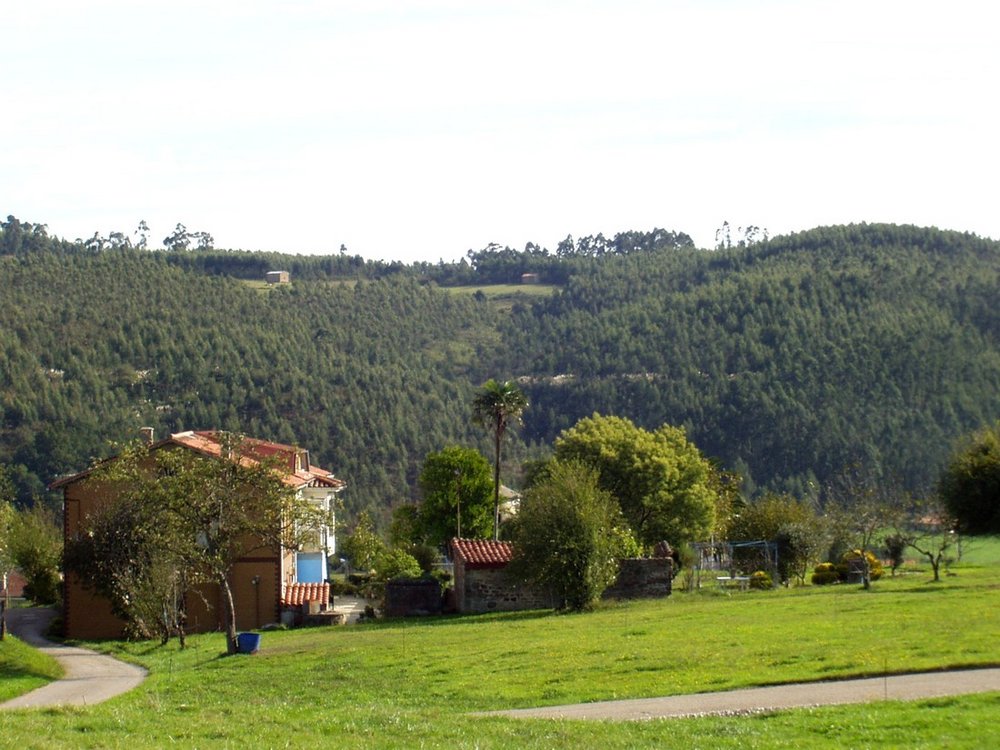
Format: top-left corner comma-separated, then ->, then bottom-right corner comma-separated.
282,582 -> 330,608
451,538 -> 513,568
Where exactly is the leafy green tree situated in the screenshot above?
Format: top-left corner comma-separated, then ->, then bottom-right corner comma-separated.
340,511 -> 385,573
554,414 -> 716,547
417,445 -> 493,546
509,461 -> 635,611
64,495 -> 188,644
939,421 -> 1000,535
471,379 -> 528,540
6,502 -> 62,605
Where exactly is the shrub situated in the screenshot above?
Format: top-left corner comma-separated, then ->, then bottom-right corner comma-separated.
749,570 -> 772,590
837,549 -> 884,583
376,547 -> 422,582
811,562 -> 840,586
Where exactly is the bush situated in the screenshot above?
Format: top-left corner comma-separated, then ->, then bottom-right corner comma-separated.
837,549 -> 884,582
811,562 -> 840,586
749,570 -> 772,590
376,547 -> 422,582
407,543 -> 440,574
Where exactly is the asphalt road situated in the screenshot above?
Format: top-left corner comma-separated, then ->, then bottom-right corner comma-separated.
484,668 -> 1000,720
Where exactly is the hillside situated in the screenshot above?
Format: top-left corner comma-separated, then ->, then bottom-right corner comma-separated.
2,220 -> 998,518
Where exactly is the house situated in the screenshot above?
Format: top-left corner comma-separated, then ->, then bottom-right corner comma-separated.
1,570 -> 27,599
53,430 -> 344,639
265,270 -> 290,284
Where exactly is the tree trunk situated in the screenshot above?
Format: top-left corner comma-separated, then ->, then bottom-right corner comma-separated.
219,575 -> 239,655
492,428 -> 502,541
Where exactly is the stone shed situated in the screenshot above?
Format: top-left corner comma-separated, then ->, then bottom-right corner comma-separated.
449,538 -> 553,614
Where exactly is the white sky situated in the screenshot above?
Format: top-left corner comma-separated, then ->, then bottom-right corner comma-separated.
3,0 -> 997,262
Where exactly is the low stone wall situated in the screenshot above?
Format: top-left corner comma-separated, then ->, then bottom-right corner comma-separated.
384,579 -> 443,617
460,567 -> 554,613
602,557 -> 673,600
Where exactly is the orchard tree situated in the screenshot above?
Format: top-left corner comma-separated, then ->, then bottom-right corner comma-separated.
939,421 -> 1000,535
65,495 -> 189,644
509,461 -> 638,611
471,379 -> 528,540
417,445 -> 493,546
825,465 -> 904,590
554,414 -> 716,547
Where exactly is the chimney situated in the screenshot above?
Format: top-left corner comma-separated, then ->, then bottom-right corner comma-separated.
139,427 -> 155,445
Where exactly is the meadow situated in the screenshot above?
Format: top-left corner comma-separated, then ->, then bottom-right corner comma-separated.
1,540 -> 998,748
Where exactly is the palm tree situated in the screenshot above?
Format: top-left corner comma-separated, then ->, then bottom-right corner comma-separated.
471,379 -> 528,540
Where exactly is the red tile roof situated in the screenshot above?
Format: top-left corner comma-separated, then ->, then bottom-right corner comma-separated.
451,538 -> 513,568
281,582 -> 330,608
51,430 -> 345,491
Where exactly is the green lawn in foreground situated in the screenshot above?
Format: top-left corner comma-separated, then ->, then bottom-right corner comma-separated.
0,545 -> 997,748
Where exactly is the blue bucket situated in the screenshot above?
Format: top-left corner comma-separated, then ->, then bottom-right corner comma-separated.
237,632 -> 261,654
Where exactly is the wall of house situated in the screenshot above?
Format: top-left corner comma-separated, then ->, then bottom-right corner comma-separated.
456,565 -> 553,614
62,470 -> 285,638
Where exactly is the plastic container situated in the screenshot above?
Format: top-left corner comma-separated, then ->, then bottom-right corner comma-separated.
237,632 -> 261,654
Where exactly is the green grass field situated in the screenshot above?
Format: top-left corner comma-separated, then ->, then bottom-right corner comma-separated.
0,626 -> 62,702
1,541 -> 998,748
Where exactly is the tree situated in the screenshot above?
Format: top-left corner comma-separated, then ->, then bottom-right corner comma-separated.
83,436 -> 328,654
903,501 -> 958,583
64,494 -> 189,644
471,379 -> 528,540
416,445 -> 493,546
554,414 -> 717,547
340,511 -> 385,574
729,493 -> 829,585
825,466 -> 903,590
509,461 -> 636,611
6,501 -> 62,605
939,421 -> 1000,535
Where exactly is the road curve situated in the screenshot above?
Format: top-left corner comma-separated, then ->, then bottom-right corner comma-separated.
1,607 -> 147,710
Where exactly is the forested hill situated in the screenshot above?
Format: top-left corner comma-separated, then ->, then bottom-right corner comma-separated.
2,220 -> 998,518
504,224 -> 1000,496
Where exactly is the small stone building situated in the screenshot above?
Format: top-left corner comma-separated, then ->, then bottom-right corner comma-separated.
450,538 -> 672,614
265,270 -> 290,284
450,538 -> 553,613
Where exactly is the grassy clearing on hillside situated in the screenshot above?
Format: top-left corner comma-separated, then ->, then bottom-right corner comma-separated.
0,544 -> 997,747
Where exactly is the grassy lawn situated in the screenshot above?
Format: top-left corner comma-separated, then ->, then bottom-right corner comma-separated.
0,631 -> 62,702
0,543 -> 997,747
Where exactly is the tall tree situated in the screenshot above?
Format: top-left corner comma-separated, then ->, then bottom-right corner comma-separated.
509,460 -> 636,611
554,414 -> 717,547
939,421 -> 1000,535
471,379 -> 528,540
417,445 -> 493,546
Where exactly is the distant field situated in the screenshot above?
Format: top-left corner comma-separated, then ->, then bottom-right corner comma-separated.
442,283 -> 559,298
1,541 -> 997,747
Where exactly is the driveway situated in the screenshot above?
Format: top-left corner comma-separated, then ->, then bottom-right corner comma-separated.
484,668 -> 1000,720
0,607 -> 147,710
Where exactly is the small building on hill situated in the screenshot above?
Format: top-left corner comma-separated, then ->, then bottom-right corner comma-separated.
265,270 -> 290,284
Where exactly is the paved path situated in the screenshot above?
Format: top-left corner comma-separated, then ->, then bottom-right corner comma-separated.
0,607 -> 147,710
485,668 -> 1000,720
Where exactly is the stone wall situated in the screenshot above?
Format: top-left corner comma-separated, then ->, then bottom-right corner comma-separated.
602,557 -> 673,600
459,566 -> 553,613
384,579 -> 443,617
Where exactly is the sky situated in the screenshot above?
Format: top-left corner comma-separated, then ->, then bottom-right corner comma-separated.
3,0 -> 998,262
